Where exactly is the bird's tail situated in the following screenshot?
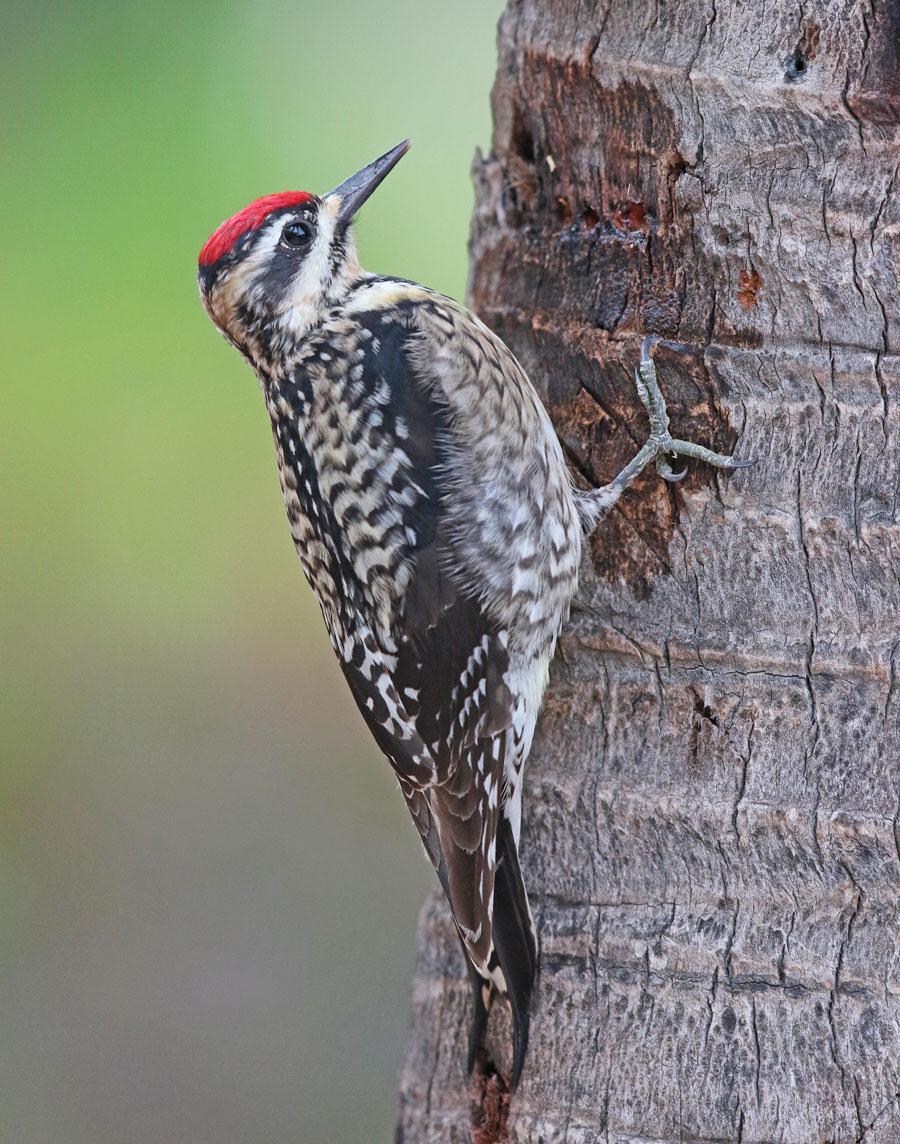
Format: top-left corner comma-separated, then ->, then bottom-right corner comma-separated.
465,814 -> 537,1089
492,813 -> 537,1088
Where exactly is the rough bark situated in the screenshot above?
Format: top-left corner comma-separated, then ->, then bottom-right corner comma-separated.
397,2 -> 900,1141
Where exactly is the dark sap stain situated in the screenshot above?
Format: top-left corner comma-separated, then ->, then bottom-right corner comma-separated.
470,1050 -> 510,1143
737,267 -> 762,310
613,198 -> 650,234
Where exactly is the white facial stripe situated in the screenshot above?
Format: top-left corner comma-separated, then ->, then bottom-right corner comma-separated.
283,206 -> 336,314
279,198 -> 362,336
211,219 -> 285,325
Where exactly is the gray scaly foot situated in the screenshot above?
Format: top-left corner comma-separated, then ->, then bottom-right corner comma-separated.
576,337 -> 753,529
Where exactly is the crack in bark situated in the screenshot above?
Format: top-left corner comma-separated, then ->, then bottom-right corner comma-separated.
750,995 -> 762,1106
794,467 -> 821,783
731,712 -> 754,843
855,1091 -> 900,1142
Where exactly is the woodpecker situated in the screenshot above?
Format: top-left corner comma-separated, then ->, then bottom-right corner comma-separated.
198,140 -> 750,1087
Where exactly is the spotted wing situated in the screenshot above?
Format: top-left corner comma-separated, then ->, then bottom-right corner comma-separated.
308,303 -> 515,973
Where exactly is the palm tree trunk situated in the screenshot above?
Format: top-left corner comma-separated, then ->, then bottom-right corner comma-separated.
397,2 -> 900,1140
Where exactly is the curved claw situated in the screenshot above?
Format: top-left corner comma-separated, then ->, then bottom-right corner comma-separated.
657,453 -> 687,482
640,335 -> 659,363
726,457 -> 756,469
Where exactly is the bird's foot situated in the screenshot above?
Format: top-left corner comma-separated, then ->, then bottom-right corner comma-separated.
632,336 -> 753,482
594,337 -> 753,509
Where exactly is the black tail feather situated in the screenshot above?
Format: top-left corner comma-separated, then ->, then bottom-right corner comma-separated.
456,817 -> 537,1087
465,958 -> 490,1073
492,815 -> 537,1089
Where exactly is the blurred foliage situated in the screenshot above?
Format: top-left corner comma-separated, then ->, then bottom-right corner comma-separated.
0,1 -> 503,1140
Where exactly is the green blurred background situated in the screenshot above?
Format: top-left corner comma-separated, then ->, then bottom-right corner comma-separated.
1,2 -> 503,1140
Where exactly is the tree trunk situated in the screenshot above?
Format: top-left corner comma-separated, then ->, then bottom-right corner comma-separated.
396,2 -> 899,1140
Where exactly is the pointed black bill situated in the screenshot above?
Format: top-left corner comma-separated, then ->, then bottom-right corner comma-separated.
328,140 -> 411,228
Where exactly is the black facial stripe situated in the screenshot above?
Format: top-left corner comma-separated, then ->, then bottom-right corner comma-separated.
329,230 -> 348,277
261,244 -> 313,299
198,261 -> 218,294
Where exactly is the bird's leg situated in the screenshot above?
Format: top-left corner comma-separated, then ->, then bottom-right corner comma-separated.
588,337 -> 753,516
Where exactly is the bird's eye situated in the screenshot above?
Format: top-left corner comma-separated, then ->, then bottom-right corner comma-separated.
281,220 -> 313,248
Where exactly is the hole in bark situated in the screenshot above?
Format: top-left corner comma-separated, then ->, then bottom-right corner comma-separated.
714,225 -> 731,247
511,111 -> 535,164
785,47 -> 808,82
582,205 -> 599,229
694,698 -> 719,727
786,20 -> 820,82
786,49 -> 805,80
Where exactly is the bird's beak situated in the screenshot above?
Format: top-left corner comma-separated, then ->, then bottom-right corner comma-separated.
328,140 -> 411,229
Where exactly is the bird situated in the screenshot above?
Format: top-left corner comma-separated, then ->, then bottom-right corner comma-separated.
197,140 -> 751,1088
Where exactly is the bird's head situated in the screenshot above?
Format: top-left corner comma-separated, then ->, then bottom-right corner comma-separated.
198,140 -> 410,364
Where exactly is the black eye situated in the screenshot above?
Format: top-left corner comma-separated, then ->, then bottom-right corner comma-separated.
281,220 -> 313,248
